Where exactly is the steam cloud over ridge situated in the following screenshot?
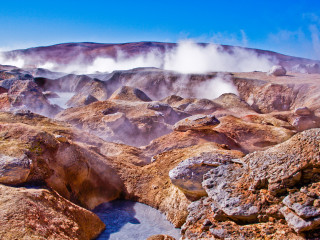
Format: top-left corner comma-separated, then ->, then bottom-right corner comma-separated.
0,40 -> 276,74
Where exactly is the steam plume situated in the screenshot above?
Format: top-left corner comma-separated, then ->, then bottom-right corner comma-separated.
0,40 -> 276,74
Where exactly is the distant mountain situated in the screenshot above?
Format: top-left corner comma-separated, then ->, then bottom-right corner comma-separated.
2,41 -> 320,71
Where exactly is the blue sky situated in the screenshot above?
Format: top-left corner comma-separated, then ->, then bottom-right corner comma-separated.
1,0 -> 320,59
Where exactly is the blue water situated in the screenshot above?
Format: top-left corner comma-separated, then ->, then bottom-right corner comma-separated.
93,200 -> 181,240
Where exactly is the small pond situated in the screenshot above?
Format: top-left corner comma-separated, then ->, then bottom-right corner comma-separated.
93,200 -> 181,240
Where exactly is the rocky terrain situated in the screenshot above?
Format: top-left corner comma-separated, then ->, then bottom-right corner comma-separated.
0,42 -> 320,239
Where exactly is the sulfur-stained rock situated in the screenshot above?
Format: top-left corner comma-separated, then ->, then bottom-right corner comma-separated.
280,206 -> 320,233
215,115 -> 294,152
3,80 -> 61,117
109,85 -> 152,102
67,93 -> 98,107
182,128 -> 320,238
283,191 -> 320,219
169,151 -> 244,200
182,197 -> 303,240
295,107 -> 312,116
0,154 -> 32,185
173,114 -> 220,132
0,184 -> 105,240
0,112 -> 125,210
203,162 -> 260,222
147,234 -> 176,240
290,115 -> 320,131
56,98 -> 183,146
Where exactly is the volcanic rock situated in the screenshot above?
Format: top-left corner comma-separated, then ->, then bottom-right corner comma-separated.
169,150 -> 244,200
234,72 -> 320,119
109,85 -> 152,102
0,86 -> 7,94
144,128 -> 242,157
173,114 -> 220,132
0,112 -> 125,209
67,93 -> 98,107
294,107 -> 312,116
56,96 -> 183,146
42,91 -> 60,99
126,143 -> 245,227
215,115 -> 294,152
290,115 -> 320,132
2,80 -> 61,117
0,184 -> 105,239
147,234 -> 176,240
181,128 -> 320,239
268,65 -> 287,76
211,93 -> 256,117
0,154 -> 32,185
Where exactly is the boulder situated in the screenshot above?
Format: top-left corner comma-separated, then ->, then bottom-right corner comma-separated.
0,184 -> 105,239
267,65 -> 287,76
0,154 -> 32,185
280,206 -> 320,233
290,115 -> 320,132
169,151 -> 243,200
294,107 -> 312,116
173,114 -> 220,132
183,99 -> 220,115
147,102 -> 171,112
147,235 -> 176,240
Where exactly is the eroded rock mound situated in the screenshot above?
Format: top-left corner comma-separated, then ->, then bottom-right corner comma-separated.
173,115 -> 220,132
109,85 -> 152,102
0,112 -> 125,209
181,128 -> 320,239
0,80 -> 61,117
0,184 -> 105,240
56,87 -> 189,146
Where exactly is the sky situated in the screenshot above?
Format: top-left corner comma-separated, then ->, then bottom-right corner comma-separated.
1,0 -> 320,60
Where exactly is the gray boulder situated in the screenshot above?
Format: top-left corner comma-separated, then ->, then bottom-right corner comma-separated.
267,65 -> 287,76
169,152 -> 234,200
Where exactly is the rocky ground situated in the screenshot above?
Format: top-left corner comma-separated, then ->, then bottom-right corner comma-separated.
0,59 -> 320,239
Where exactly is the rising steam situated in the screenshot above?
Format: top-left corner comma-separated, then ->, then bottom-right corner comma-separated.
0,40 -> 276,74
194,73 -> 238,99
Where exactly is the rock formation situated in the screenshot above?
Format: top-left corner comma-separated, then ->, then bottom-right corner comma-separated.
1,42 -> 320,239
0,184 -> 105,240
267,65 -> 287,76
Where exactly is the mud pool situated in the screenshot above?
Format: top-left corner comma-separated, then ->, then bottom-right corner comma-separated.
94,200 -> 181,240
